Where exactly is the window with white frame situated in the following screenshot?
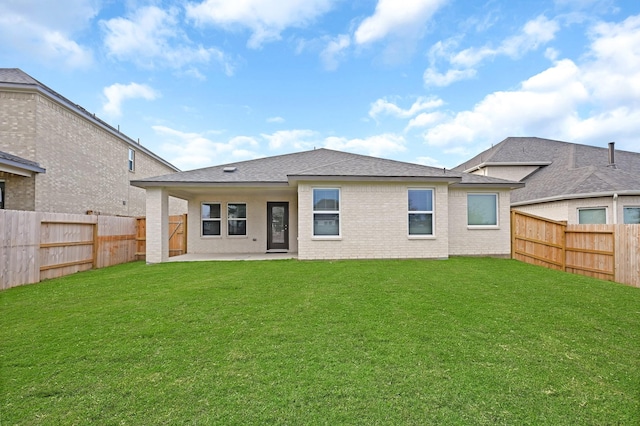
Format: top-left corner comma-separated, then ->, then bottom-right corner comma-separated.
228,203 -> 247,236
623,207 -> 640,224
201,203 -> 221,236
408,189 -> 434,236
578,207 -> 606,224
467,193 -> 498,226
313,188 -> 340,236
128,148 -> 135,172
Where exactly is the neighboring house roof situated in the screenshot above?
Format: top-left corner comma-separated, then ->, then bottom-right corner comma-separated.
0,68 -> 180,172
131,148 -> 524,191
0,150 -> 46,176
454,137 -> 640,205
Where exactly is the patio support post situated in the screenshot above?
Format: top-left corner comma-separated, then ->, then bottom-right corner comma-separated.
146,187 -> 169,263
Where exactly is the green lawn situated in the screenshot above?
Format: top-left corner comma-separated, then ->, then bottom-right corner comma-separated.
1,258 -> 639,425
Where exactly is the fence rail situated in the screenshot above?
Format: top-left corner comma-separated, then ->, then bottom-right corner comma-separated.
511,210 -> 639,287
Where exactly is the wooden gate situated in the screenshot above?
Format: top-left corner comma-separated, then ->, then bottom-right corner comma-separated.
136,214 -> 187,259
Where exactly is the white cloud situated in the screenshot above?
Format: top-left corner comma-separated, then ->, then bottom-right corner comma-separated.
369,96 -> 443,119
414,156 -> 445,168
423,67 -> 477,87
421,14 -> 640,155
186,0 -> 335,49
354,0 -> 447,45
323,134 -> 406,157
261,130 -> 319,150
0,0 -> 95,68
101,6 -> 232,74
102,83 -> 160,117
320,34 -> 351,71
267,116 -> 286,123
425,15 -> 560,87
406,111 -> 448,130
153,126 -> 261,170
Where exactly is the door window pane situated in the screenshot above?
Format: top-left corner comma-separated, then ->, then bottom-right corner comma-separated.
468,194 -> 498,226
578,208 -> 606,224
623,207 -> 640,224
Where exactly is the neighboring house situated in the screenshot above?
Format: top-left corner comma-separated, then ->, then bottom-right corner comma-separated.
131,148 -> 523,262
454,137 -> 640,225
0,68 -> 185,216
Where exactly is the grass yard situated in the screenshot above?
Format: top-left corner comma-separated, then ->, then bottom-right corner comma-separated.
1,258 -> 639,425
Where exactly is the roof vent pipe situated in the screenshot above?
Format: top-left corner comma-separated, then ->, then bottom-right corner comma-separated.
608,142 -> 615,167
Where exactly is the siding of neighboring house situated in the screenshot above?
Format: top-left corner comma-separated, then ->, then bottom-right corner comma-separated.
447,188 -> 512,257
470,165 -> 541,182
513,195 -> 640,224
0,75 -> 185,216
187,190 -> 299,254
297,182 -> 451,260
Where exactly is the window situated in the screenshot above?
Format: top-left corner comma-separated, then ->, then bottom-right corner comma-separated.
623,207 -> 640,224
201,203 -> 221,236
578,208 -> 606,224
468,193 -> 498,226
313,188 -> 340,236
128,148 -> 135,172
228,203 -> 247,236
0,181 -> 4,209
408,189 -> 433,236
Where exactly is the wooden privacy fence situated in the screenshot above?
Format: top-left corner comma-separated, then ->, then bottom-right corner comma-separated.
1,210 -> 138,289
135,214 -> 187,260
511,210 -> 640,287
1,211 -> 188,290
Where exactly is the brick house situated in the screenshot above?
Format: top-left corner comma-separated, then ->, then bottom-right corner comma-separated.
454,137 -> 640,225
132,148 -> 523,262
0,68 -> 185,216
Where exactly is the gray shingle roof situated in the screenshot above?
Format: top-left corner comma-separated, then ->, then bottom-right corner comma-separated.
454,137 -> 640,203
0,150 -> 46,173
131,148 -> 523,188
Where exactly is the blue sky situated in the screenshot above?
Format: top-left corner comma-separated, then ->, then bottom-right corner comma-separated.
2,0 -> 639,171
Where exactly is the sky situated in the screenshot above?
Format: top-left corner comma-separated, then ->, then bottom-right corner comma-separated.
1,0 -> 639,171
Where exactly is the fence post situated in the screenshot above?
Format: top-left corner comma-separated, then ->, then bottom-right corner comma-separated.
510,210 -> 516,259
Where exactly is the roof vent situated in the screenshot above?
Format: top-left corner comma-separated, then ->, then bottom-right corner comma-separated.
223,166 -> 237,172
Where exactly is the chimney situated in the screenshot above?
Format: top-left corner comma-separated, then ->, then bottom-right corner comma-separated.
608,142 -> 615,167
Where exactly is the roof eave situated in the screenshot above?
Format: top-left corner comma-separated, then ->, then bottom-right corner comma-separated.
130,180 -> 291,189
511,190 -> 640,206
0,159 -> 46,176
451,182 -> 525,189
287,175 -> 461,184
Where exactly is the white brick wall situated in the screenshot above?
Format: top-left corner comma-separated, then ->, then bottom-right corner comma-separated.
448,188 -> 512,257
297,182 -> 450,260
146,188 -> 169,263
514,195 -> 640,224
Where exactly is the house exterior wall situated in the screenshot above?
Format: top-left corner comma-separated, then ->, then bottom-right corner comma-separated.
447,188 -> 512,257
513,195 -> 640,224
0,172 -> 35,210
471,165 -> 540,181
297,181 -> 450,260
0,87 -> 185,216
187,189 -> 299,254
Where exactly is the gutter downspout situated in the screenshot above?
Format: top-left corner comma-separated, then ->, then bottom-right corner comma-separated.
612,193 -> 618,224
